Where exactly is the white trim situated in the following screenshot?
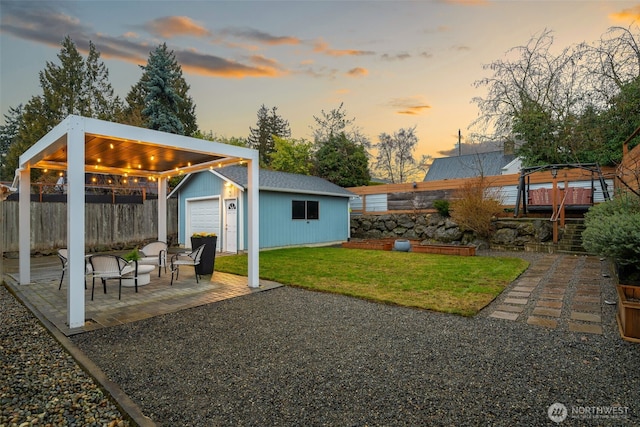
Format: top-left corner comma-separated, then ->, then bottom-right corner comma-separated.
167,173 -> 192,198
19,167 -> 30,285
209,169 -> 245,192
66,117 -> 85,328
247,160 -> 259,288
158,177 -> 167,243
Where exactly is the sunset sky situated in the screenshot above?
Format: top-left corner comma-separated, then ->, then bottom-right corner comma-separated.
1,0 -> 639,160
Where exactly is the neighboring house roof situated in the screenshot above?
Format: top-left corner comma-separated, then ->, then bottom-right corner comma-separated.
170,166 -> 356,198
423,151 -> 517,181
501,157 -> 522,175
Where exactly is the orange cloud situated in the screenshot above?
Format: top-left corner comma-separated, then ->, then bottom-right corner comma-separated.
145,16 -> 211,38
175,50 -> 285,78
182,62 -> 282,78
397,106 -> 431,115
609,5 -> 640,22
347,67 -> 368,77
249,54 -> 281,69
389,97 -> 432,115
313,38 -> 375,57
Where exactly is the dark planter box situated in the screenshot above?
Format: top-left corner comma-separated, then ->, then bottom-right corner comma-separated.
411,244 -> 476,256
190,236 -> 217,275
342,240 -> 393,251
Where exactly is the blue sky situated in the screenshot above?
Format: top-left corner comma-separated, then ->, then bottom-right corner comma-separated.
1,0 -> 639,159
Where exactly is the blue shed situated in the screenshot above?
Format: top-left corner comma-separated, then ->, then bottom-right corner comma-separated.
169,166 -> 356,252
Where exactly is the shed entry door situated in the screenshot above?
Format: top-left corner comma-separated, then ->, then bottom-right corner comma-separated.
186,198 -> 220,249
224,198 -> 238,253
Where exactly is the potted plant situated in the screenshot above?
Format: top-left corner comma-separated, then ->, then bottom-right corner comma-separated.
123,247 -> 141,263
190,232 -> 217,275
582,191 -> 640,342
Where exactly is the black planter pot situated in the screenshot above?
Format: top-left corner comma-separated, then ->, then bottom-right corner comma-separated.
190,236 -> 217,275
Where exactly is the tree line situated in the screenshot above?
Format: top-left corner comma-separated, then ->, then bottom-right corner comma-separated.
471,24 -> 640,167
0,37 -> 428,188
1,25 -> 639,189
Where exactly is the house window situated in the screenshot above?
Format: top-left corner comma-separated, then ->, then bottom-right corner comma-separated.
292,200 -> 319,220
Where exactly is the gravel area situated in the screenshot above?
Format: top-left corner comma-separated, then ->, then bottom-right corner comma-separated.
4,250 -> 640,426
70,251 -> 640,426
0,285 -> 130,427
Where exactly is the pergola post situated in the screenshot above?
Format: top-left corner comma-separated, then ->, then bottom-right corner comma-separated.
18,167 -> 30,284
67,118 -> 85,328
158,177 -> 167,243
247,159 -> 259,288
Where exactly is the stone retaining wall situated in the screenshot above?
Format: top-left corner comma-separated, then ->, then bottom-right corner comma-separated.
350,213 -> 554,250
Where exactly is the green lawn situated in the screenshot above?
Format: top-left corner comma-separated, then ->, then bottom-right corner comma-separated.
215,247 -> 529,316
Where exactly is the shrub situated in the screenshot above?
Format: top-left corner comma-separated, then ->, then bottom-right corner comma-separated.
582,191 -> 640,273
433,199 -> 450,217
449,178 -> 504,239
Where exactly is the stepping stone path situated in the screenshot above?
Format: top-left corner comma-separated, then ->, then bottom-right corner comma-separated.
488,254 -> 609,335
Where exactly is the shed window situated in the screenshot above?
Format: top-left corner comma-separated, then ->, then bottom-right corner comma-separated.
292,200 -> 319,220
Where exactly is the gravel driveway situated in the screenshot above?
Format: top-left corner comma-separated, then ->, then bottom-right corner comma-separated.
70,284 -> 640,426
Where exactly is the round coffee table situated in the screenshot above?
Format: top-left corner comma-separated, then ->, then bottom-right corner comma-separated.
122,264 -> 155,287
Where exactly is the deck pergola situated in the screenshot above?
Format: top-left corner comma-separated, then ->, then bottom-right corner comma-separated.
16,115 -> 260,328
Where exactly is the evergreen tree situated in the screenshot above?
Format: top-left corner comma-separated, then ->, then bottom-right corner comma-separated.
85,41 -> 122,120
315,133 -> 370,187
247,104 -> 291,167
311,103 -> 371,151
125,44 -> 198,135
142,44 -> 185,135
40,36 -> 86,121
2,37 -> 120,179
0,105 -> 23,180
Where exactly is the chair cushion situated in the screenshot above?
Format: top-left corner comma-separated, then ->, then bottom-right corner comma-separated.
138,256 -> 160,266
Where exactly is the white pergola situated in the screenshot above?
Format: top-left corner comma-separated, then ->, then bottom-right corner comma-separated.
17,115 -> 260,328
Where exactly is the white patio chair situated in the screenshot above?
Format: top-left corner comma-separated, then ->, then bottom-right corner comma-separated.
89,254 -> 138,300
57,249 -> 68,290
138,241 -> 168,277
57,248 -> 88,290
170,244 -> 206,286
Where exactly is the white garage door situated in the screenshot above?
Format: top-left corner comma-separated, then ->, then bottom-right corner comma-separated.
187,198 -> 220,248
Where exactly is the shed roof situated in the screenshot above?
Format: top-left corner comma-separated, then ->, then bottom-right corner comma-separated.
172,166 -> 356,198
423,151 -> 516,181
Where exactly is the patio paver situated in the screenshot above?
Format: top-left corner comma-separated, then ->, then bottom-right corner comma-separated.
2,252 -> 282,337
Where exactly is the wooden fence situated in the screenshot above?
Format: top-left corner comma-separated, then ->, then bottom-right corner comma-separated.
347,167 -> 616,216
1,198 -> 178,254
617,128 -> 640,195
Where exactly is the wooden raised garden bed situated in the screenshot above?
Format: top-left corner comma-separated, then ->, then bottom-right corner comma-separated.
341,240 -> 393,251
616,284 -> 640,343
411,244 -> 476,256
